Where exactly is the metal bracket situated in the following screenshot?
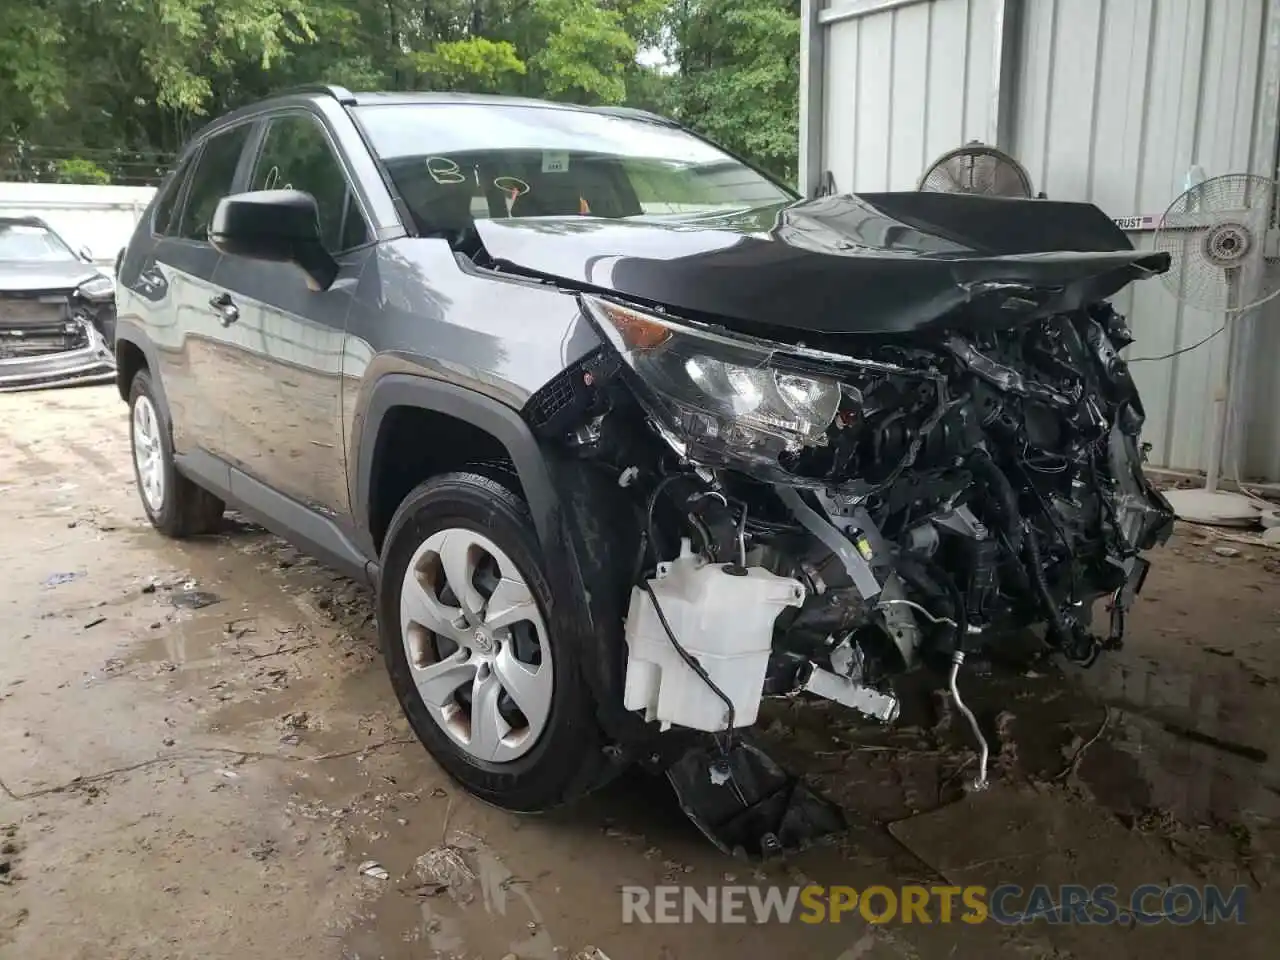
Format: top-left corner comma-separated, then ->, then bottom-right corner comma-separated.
801,664 -> 900,724
777,485 -> 882,599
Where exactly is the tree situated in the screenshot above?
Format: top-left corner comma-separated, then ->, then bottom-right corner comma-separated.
0,1 -> 803,185
408,37 -> 526,93
665,0 -> 800,182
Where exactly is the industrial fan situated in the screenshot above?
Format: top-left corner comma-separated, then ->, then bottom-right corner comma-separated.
918,141 -> 1035,198
1152,173 -> 1280,525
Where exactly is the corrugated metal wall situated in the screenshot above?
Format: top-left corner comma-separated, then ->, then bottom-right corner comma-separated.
819,0 -> 1002,194
804,0 -> 1280,480
1012,0 -> 1279,478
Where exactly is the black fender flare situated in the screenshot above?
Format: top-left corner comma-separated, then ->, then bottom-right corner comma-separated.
113,321 -> 171,425
355,374 -> 650,748
354,374 -> 560,552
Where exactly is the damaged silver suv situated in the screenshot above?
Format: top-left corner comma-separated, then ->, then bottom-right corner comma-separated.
115,85 -> 1173,851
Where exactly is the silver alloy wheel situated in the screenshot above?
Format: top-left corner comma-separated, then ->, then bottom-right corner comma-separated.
400,528 -> 553,763
132,394 -> 165,513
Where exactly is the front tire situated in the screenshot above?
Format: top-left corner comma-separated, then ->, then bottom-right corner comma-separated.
378,471 -> 606,812
128,370 -> 224,538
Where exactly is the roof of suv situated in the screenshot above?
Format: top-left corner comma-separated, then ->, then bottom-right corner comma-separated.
193,85 -> 677,144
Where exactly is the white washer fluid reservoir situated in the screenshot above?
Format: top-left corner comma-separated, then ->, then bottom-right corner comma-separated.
623,539 -> 806,732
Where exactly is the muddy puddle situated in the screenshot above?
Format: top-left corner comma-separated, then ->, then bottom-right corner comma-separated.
122,521 -> 1280,957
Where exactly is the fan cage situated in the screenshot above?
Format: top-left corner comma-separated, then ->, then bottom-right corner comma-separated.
918,143 -> 1034,199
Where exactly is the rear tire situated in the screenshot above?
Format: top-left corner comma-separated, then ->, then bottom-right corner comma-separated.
128,369 -> 225,538
378,471 -> 607,812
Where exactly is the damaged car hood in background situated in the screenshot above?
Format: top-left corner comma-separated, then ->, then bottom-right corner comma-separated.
475,192 -> 1172,336
0,259 -> 101,292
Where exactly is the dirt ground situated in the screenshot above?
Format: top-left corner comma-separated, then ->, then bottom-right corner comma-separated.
1,385 -> 1278,960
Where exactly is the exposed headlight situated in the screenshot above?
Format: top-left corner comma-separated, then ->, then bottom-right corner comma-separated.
581,294 -> 841,469
75,275 -> 115,301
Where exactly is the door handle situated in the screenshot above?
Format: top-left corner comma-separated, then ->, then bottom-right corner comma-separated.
209,292 -> 239,326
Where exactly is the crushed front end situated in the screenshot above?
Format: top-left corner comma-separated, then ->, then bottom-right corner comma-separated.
524,271 -> 1173,851
0,285 -> 116,392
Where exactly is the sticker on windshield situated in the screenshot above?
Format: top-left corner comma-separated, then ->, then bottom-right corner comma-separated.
541,151 -> 570,174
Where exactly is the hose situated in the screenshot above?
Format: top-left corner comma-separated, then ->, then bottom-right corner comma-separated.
1022,522 -> 1068,644
969,449 -> 1024,552
895,555 -> 969,653
949,651 -> 989,791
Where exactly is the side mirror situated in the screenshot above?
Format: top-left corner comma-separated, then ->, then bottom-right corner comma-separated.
78,245 -> 93,262
210,190 -> 337,290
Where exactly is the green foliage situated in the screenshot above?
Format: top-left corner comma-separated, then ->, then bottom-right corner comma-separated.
410,38 -> 526,93
0,5 -> 68,117
529,0 -> 636,104
53,158 -> 112,185
0,0 -> 801,184
666,0 -> 801,182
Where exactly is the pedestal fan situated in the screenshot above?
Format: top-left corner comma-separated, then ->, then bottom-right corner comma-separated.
917,141 -> 1035,198
1151,174 -> 1280,525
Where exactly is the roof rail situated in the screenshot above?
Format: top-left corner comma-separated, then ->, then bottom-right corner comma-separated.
278,84 -> 357,106
587,105 -> 678,126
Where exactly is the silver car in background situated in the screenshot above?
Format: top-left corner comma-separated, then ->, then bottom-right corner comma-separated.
0,216 -> 116,392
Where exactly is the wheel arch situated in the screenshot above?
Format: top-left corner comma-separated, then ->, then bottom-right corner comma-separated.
114,324 -> 169,425
356,374 -> 650,751
356,374 -> 558,557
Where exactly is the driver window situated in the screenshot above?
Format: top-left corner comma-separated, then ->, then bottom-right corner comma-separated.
250,114 -> 369,253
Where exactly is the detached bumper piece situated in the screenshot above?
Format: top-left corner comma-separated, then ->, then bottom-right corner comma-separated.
0,317 -> 114,393
667,737 -> 845,859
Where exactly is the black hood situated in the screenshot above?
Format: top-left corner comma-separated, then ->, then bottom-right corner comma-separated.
474,193 -> 1170,336
0,258 -> 101,294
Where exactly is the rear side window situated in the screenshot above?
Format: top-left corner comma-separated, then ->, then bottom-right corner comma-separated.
152,154 -> 195,236
249,113 -> 369,253
176,124 -> 252,241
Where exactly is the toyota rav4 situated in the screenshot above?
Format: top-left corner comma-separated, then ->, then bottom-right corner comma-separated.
115,85 -> 1173,834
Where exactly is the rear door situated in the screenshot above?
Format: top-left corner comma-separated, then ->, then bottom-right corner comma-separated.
142,122 -> 257,461
211,109 -> 373,518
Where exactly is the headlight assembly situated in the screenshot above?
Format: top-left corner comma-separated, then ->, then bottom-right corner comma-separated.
75,275 -> 115,301
581,294 -> 842,469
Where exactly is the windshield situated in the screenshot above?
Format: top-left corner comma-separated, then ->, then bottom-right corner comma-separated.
0,221 -> 77,262
355,103 -> 793,237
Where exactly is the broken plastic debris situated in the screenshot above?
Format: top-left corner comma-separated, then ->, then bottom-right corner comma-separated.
170,589 -> 223,610
414,845 -> 475,893
358,860 -> 389,881
215,769 -> 239,779
43,572 -> 81,587
667,736 -> 845,859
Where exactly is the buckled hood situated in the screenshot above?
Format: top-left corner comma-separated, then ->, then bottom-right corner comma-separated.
474,192 -> 1170,337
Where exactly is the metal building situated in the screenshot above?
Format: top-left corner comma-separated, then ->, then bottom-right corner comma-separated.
800,0 -> 1280,482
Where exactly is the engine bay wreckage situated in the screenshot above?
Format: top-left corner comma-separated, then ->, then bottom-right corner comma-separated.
507,193 -> 1176,857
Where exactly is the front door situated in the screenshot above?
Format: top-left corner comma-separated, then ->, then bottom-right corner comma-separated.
210,110 -> 373,519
